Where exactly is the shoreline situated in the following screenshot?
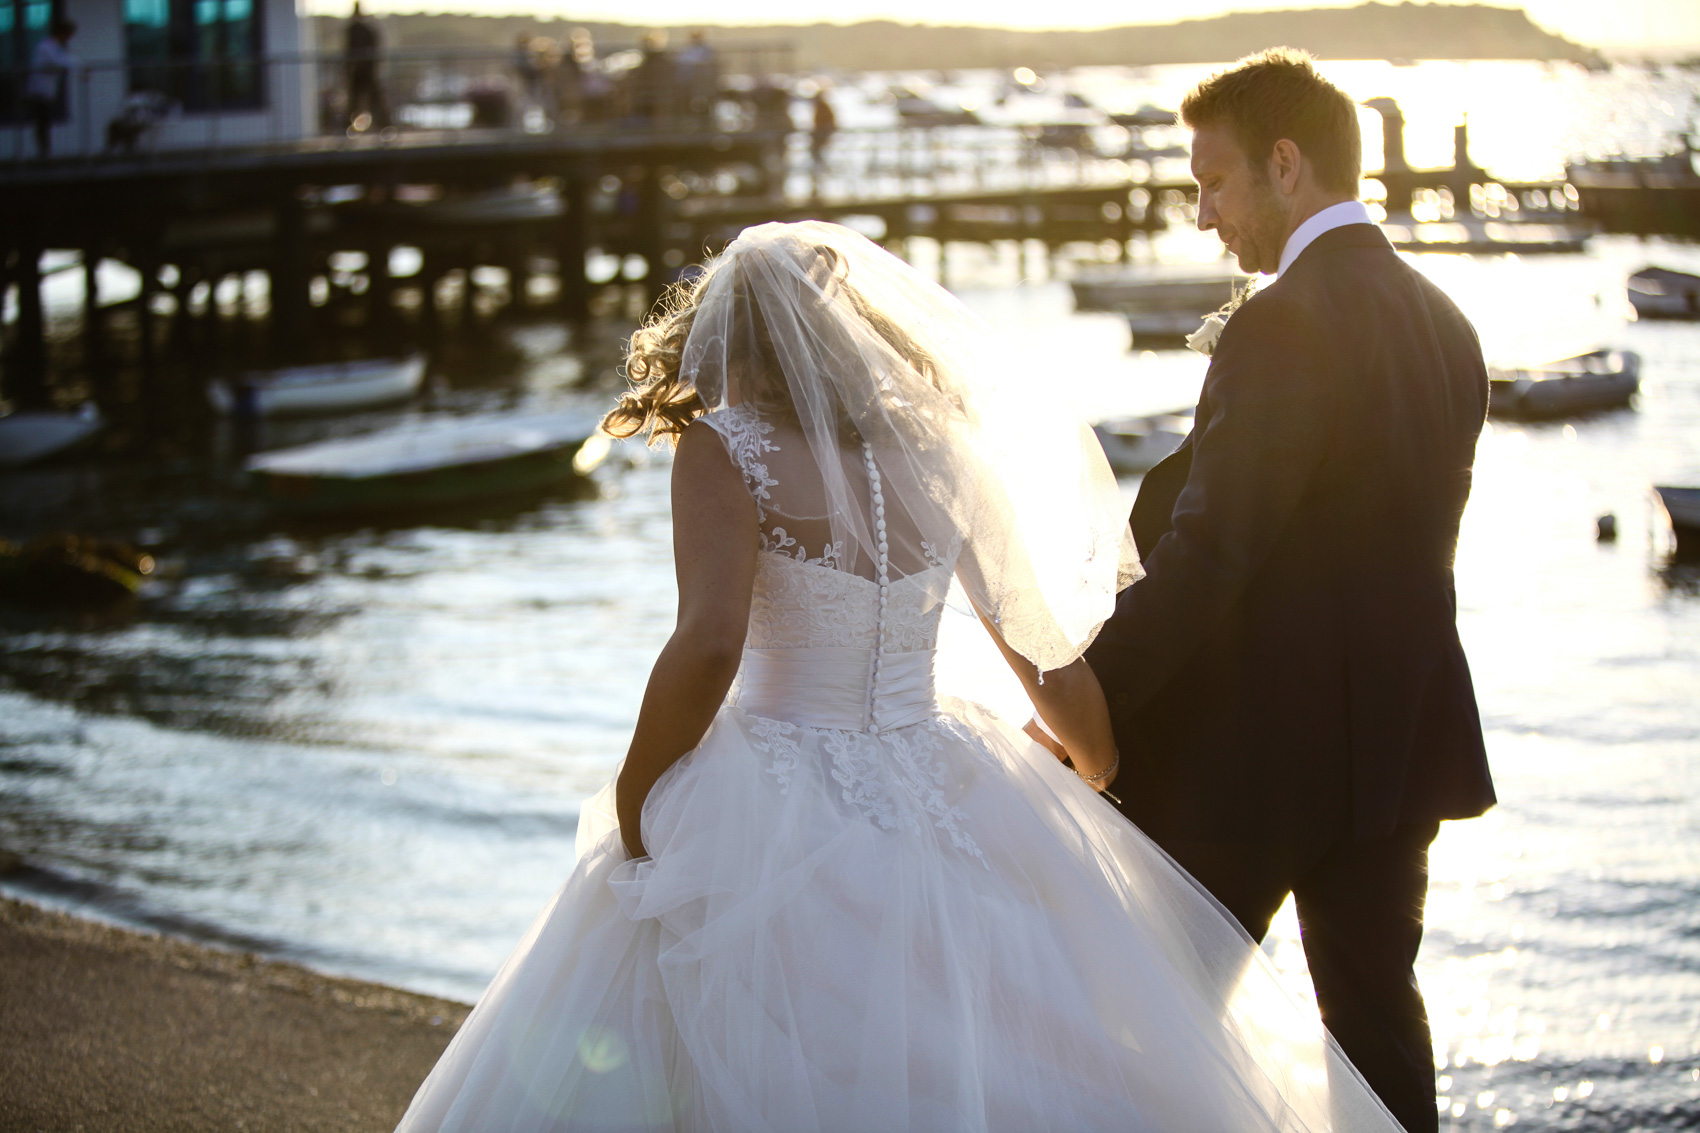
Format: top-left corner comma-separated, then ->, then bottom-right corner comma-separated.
0,895 -> 469,1132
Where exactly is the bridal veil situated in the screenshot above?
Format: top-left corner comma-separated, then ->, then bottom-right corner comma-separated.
672,220 -> 1141,670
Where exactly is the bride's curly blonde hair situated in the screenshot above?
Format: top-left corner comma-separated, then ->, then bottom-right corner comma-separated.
600,245 -> 944,447
600,277 -> 708,446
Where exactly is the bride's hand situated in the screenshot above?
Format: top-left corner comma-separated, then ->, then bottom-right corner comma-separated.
1023,718 -> 1070,763
616,773 -> 648,859
1022,716 -> 1117,793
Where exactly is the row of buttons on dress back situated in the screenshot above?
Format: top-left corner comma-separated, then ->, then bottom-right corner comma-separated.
863,441 -> 891,732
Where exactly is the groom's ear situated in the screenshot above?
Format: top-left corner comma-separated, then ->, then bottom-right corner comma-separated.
1268,138 -> 1305,196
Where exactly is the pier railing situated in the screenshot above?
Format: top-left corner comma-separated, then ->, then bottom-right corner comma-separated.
1,42 -> 797,168
799,125 -> 1187,203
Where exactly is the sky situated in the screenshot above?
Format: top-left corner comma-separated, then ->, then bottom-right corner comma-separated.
311,0 -> 1700,55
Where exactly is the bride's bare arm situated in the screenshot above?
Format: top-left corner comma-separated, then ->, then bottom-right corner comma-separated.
617,421 -> 758,858
976,612 -> 1119,792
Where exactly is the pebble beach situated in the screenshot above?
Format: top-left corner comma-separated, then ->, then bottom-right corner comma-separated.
0,896 -> 465,1133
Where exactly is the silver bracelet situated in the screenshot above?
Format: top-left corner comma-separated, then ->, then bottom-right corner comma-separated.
1078,753 -> 1119,784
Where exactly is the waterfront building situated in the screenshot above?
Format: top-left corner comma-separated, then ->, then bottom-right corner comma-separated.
2,0 -> 315,159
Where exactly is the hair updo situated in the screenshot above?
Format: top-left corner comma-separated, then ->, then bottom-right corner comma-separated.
601,238 -> 945,447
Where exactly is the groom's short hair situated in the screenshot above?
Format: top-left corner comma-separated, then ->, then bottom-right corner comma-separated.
1180,48 -> 1361,196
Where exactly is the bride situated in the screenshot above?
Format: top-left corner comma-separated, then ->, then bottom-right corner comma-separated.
394,221 -> 1403,1132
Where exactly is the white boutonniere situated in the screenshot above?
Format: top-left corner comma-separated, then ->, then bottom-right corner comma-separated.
1187,280 -> 1256,358
1186,312 -> 1228,356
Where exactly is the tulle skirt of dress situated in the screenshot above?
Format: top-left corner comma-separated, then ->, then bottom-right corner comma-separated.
394,700 -> 1402,1133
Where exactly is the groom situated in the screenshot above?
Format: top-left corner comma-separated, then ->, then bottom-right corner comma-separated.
1077,49 -> 1495,1133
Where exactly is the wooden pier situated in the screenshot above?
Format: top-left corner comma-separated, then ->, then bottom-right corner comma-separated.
0,114 -> 1177,406
0,64 -> 1629,411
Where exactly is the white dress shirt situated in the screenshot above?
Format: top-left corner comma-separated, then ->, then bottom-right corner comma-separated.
1276,199 -> 1375,277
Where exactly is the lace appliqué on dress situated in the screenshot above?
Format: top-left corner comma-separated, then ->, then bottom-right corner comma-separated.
919,535 -> 962,570
708,407 -> 841,568
826,720 -> 985,865
749,716 -> 801,793
710,407 -> 779,521
767,528 -> 844,571
746,557 -> 946,652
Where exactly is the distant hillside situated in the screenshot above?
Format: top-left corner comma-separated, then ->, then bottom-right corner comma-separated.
312,3 -> 1602,71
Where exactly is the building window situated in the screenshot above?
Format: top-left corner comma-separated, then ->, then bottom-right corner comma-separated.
125,0 -> 264,112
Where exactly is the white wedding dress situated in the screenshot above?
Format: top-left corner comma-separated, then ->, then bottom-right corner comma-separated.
394,406 -> 1401,1133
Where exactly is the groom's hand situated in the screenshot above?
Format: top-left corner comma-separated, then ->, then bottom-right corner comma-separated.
1024,718 -> 1071,763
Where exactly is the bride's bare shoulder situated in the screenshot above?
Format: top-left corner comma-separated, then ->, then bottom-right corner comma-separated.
672,417 -> 748,504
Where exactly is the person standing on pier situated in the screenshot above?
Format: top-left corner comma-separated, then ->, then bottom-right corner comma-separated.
630,31 -> 675,123
24,16 -> 77,159
343,1 -> 387,131
1072,49 -> 1496,1133
676,31 -> 719,125
810,87 -> 837,198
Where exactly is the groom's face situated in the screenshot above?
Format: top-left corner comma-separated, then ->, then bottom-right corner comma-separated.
1190,124 -> 1286,275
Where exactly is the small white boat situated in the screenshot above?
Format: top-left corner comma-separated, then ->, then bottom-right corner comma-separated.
245,408 -> 610,514
1124,310 -> 1222,344
414,184 -> 564,225
209,353 -> 427,418
1071,267 -> 1243,316
1382,219 -> 1589,256
1628,267 -> 1700,320
1655,485 -> 1700,558
1109,105 -> 1178,128
0,403 -> 103,467
1488,349 -> 1640,420
1093,410 -> 1193,475
1071,267 -> 1246,347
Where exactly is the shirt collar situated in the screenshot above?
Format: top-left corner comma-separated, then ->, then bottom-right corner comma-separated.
1276,200 -> 1375,278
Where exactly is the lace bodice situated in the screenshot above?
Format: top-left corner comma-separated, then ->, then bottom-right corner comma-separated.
748,557 -> 949,653
704,406 -> 957,655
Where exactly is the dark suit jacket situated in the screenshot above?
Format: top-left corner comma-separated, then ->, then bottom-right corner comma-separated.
1085,223 -> 1495,844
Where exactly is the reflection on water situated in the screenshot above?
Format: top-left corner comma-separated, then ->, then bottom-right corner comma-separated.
3,58 -> 1699,1133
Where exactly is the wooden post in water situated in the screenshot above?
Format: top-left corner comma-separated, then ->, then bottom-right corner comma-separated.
169,264 -> 197,353
1365,97 -> 1413,216
197,272 -> 222,365
557,169 -> 591,323
503,236 -> 530,314
137,255 -> 160,378
82,246 -> 106,374
5,246 -> 49,407
367,244 -> 397,347
272,195 -> 312,364
636,164 -> 667,313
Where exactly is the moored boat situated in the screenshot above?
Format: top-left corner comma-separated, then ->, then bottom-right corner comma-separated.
1383,219 -> 1589,255
1567,136 -> 1700,239
1070,267 -> 1242,315
0,403 -> 103,467
1655,486 -> 1700,559
1071,267 -> 1245,348
1627,267 -> 1700,320
1092,410 -> 1193,475
209,353 -> 428,418
414,184 -> 564,225
244,409 -> 610,515
1109,105 -> 1178,128
1488,349 -> 1640,420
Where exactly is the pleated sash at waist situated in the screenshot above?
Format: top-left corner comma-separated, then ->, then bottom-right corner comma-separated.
731,647 -> 938,733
